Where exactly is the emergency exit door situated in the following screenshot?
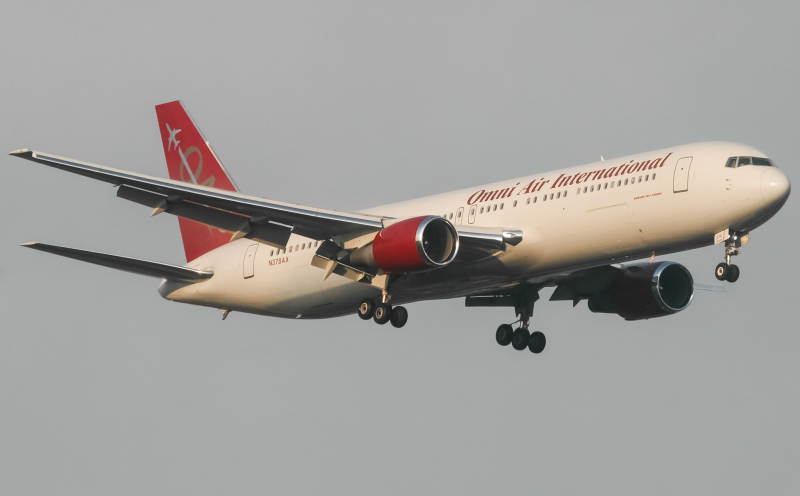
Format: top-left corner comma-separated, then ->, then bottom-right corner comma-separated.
673,156 -> 693,192
243,244 -> 258,279
455,207 -> 464,225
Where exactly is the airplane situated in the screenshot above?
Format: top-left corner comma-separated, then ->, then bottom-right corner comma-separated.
10,101 -> 791,355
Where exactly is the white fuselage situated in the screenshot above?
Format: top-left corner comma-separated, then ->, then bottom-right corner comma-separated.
159,142 -> 790,318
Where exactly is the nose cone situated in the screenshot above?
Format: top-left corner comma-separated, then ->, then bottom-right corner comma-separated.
761,168 -> 791,206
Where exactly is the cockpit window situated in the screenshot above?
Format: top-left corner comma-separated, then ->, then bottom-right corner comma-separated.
725,156 -> 774,168
752,157 -> 773,166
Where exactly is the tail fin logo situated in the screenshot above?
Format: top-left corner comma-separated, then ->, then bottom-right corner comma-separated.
166,123 -> 181,151
164,123 -> 216,188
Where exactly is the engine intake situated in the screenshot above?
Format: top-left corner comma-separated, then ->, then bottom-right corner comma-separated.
349,216 -> 459,274
588,261 -> 694,320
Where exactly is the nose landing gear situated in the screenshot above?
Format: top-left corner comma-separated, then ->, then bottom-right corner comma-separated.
714,231 -> 748,283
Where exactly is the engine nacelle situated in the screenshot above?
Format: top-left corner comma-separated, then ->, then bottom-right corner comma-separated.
587,261 -> 694,320
349,216 -> 459,274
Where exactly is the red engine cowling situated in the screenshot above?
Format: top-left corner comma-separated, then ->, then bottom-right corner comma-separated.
587,261 -> 694,320
349,216 -> 459,274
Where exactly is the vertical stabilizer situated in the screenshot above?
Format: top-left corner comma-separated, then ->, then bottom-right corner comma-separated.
155,101 -> 240,262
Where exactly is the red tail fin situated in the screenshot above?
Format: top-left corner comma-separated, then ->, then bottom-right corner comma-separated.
155,101 -> 240,262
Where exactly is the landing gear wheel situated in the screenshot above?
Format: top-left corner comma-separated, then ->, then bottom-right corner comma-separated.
726,264 -> 740,283
357,299 -> 374,320
528,331 -> 546,354
496,324 -> 514,346
511,328 -> 531,351
715,263 -> 729,281
373,303 -> 392,325
390,306 -> 408,328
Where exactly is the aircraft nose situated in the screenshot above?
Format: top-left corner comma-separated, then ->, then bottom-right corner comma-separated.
761,167 -> 790,205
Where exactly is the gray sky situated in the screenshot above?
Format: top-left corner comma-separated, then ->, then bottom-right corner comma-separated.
1,1 -> 799,494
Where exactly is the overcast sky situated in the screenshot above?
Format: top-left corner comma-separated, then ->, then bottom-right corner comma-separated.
1,1 -> 799,494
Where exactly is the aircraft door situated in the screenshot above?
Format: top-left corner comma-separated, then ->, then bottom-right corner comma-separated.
673,156 -> 693,192
468,205 -> 476,224
455,207 -> 464,225
243,243 -> 258,279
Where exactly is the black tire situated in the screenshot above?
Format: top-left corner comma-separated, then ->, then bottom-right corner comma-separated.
496,324 -> 514,346
528,331 -> 546,354
511,328 -> 531,351
727,264 -> 740,283
390,306 -> 408,328
357,299 -> 374,320
715,263 -> 729,281
373,303 -> 392,325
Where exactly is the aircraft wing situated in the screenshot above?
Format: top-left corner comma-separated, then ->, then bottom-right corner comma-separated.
10,150 -> 384,247
10,149 -> 526,258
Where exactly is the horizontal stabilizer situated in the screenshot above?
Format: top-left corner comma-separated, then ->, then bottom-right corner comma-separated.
22,242 -> 213,283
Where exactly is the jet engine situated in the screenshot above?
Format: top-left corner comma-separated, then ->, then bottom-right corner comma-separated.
587,261 -> 694,320
349,215 -> 459,274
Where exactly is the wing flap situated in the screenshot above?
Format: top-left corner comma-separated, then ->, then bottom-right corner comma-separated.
22,242 -> 213,283
10,149 -> 384,239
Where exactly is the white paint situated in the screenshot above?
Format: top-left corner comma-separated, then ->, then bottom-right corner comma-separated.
156,141 -> 789,320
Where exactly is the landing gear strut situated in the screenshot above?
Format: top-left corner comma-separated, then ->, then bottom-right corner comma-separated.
493,285 -> 546,355
715,231 -> 747,283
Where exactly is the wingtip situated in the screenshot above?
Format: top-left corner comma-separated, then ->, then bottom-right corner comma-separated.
9,149 -> 32,157
21,242 -> 37,247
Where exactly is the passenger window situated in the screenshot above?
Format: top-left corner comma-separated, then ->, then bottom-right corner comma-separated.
513,200 -> 517,207
480,206 -> 484,213
556,192 -> 561,199
500,203 -> 504,210
583,186 -> 587,193
543,195 -> 547,202
638,176 -> 642,182
590,185 -> 594,192
737,157 -> 751,167
270,250 -> 274,256
576,188 -> 581,195
624,179 -> 628,185
652,174 -> 656,180
289,246 -> 293,253
617,180 -> 621,186
457,210 -> 462,218
610,182 -> 614,188
533,196 -> 537,203
725,157 -> 737,168
493,204 -> 497,211
752,157 -> 773,166
604,182 -> 608,189
564,191 -> 568,197
526,198 -> 531,204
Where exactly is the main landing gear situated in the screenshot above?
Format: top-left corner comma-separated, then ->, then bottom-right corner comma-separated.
714,231 -> 748,283
494,285 -> 546,354
357,298 -> 408,328
496,323 -> 546,354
